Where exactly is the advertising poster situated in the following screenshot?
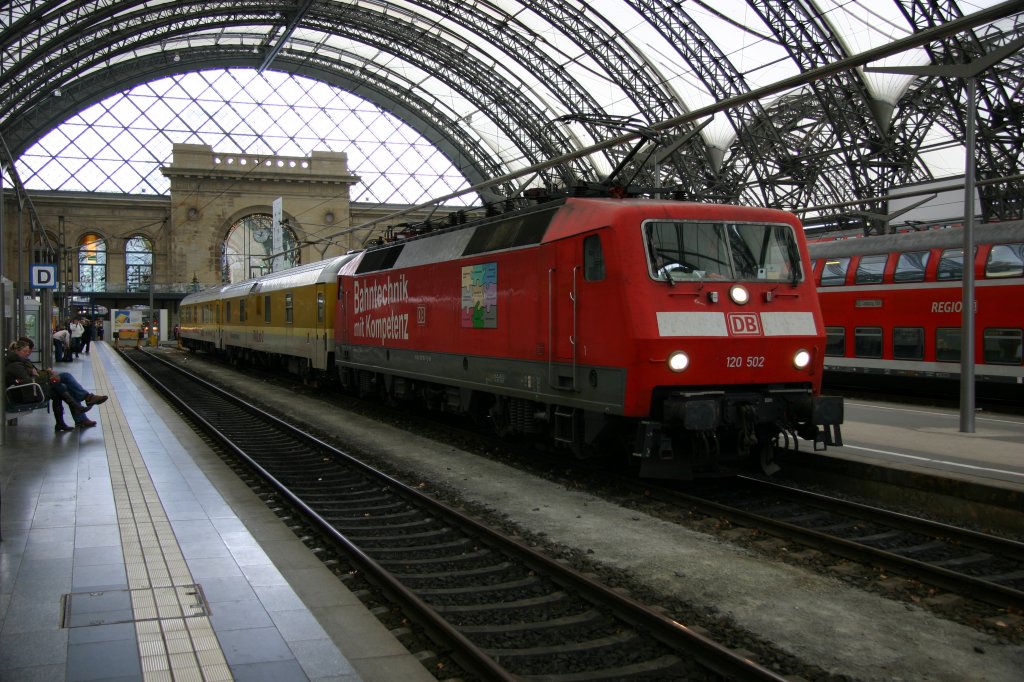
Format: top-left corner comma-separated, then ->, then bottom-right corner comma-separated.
112,308 -> 143,343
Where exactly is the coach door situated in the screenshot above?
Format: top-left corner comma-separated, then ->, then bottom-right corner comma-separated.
312,284 -> 329,371
550,236 -> 581,392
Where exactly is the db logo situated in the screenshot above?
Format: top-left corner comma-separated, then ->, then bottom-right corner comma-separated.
727,313 -> 762,335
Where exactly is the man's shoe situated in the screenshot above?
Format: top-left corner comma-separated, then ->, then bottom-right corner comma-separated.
78,419 -> 97,428
85,394 -> 108,406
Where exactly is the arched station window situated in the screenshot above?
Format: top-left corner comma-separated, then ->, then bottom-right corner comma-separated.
126,236 -> 154,292
78,233 -> 107,292
221,213 -> 299,283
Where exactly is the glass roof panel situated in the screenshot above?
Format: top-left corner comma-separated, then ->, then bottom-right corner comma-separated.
16,70 -> 474,204
4,0 -> 1018,215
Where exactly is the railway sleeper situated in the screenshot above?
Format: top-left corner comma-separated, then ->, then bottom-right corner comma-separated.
457,609 -> 605,634
391,562 -> 516,582
484,629 -> 638,656
413,575 -> 541,596
431,591 -> 569,613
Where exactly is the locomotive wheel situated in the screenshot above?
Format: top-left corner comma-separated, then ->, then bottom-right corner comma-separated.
759,438 -> 780,476
488,397 -> 512,437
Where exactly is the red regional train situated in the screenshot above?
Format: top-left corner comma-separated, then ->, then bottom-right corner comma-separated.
182,196 -> 844,479
808,220 -> 1024,399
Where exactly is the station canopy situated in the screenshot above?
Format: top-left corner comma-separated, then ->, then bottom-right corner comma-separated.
1,1 -> 1022,227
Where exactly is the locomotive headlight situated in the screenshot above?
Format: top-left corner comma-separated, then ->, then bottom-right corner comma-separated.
793,349 -> 812,369
729,284 -> 750,305
667,350 -> 690,373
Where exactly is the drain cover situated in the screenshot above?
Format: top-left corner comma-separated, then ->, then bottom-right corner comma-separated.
62,584 -> 208,628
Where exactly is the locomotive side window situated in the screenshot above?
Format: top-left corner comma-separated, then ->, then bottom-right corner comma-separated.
824,327 -> 846,356
854,254 -> 887,284
285,293 -> 294,323
265,295 -> 271,323
854,327 -> 882,358
225,301 -> 232,323
983,328 -> 1023,365
893,327 -> 924,360
317,293 -> 326,323
583,234 -> 605,281
820,258 -> 850,286
893,251 -> 929,282
239,299 -> 247,323
985,243 -> 1024,278
937,248 -> 963,280
936,328 -> 961,362
645,220 -> 800,282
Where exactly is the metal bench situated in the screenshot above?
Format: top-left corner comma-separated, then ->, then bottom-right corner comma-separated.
5,382 -> 50,425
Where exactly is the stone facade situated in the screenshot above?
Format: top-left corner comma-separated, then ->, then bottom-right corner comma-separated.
1,191 -> 171,292
160,143 -> 361,284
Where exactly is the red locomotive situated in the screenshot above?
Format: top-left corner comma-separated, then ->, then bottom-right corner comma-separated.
335,197 -> 843,478
808,220 -> 1024,399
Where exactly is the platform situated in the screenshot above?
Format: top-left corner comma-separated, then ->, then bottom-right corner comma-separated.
0,342 -> 435,682
825,397 -> 1024,486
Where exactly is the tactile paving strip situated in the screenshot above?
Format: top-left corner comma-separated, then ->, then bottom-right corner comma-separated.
91,355 -> 233,682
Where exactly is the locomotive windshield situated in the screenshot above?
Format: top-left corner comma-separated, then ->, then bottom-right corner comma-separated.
645,220 -> 802,283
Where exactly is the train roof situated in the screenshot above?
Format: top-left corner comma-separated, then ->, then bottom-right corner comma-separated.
355,197 -> 801,275
807,219 -> 1024,259
180,253 -> 360,305
179,284 -> 231,307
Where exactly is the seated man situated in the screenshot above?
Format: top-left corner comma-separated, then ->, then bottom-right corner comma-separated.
9,337 -> 107,428
6,340 -> 93,431
18,336 -> 107,402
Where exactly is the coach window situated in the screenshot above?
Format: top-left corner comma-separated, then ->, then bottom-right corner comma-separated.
985,243 -> 1024,278
854,254 -> 887,284
824,327 -> 846,356
820,257 -> 850,286
225,301 -> 232,322
893,327 -> 924,360
285,293 -> 294,323
265,295 -> 272,323
854,327 -> 882,358
584,234 -> 605,281
937,248 -> 964,280
239,299 -> 247,323
893,251 -> 929,282
317,292 -> 325,323
984,328 -> 1023,365
936,328 -> 961,362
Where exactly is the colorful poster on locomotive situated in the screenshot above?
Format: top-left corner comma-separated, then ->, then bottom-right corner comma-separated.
461,262 -> 497,329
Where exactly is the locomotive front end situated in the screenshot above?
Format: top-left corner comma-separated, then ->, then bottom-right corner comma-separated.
632,213 -> 843,478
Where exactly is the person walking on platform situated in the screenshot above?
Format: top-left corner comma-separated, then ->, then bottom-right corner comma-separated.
5,340 -> 93,431
69,317 -> 85,358
81,318 -> 94,354
53,327 -> 71,362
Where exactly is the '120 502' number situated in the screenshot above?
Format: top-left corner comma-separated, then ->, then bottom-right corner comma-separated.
727,356 -> 765,368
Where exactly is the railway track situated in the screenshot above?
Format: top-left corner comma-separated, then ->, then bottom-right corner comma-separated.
122,348 -> 789,681
660,477 -> 1024,611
